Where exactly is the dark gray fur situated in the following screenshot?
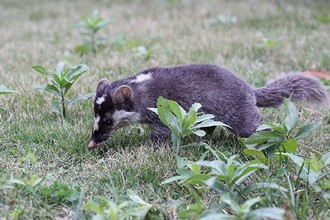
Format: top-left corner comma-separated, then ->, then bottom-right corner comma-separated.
90,64 -> 329,146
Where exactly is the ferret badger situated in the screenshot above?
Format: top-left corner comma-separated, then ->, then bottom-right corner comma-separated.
88,64 -> 329,149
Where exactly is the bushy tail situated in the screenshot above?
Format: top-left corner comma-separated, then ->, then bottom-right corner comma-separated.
254,73 -> 329,107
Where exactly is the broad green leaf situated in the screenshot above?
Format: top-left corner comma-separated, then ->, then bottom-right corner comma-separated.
227,163 -> 236,178
68,93 -> 95,107
63,82 -> 75,96
66,64 -> 88,81
221,191 -> 240,213
284,99 -> 299,132
295,121 -> 321,140
56,61 -> 65,78
192,119 -> 229,129
197,160 -> 227,176
278,139 -> 297,153
32,65 -> 48,76
243,148 -> 267,161
241,197 -> 262,211
168,118 -> 182,139
185,174 -> 211,185
245,131 -> 281,144
0,85 -> 17,94
168,100 -> 186,121
156,96 -> 173,125
234,165 -> 266,184
52,74 -> 63,87
192,129 -> 206,137
45,84 -> 61,97
182,108 -> 197,129
256,123 -> 273,131
191,162 -> 201,174
262,122 -> 287,134
161,175 -> 191,185
243,182 -> 287,193
282,153 -> 304,167
195,114 -> 215,123
171,133 -> 181,149
249,208 -> 285,220
190,103 -> 202,112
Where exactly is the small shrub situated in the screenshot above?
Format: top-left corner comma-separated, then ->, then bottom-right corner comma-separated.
162,146 -> 286,219
75,11 -> 109,56
149,96 -> 228,150
1,175 -> 81,216
244,99 -> 321,160
83,190 -> 168,219
280,152 -> 330,219
32,61 -> 94,118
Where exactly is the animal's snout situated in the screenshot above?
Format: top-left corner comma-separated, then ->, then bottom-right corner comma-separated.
88,140 -> 98,149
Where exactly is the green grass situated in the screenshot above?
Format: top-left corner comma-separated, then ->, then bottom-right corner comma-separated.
0,0 -> 329,219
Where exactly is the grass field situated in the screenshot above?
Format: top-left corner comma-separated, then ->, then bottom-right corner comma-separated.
1,0 -> 330,219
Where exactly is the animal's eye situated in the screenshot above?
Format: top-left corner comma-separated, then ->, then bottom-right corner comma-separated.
106,120 -> 112,125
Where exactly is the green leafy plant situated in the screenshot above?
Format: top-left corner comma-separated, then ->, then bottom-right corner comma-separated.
39,181 -> 80,205
149,96 -> 228,150
279,152 -> 330,219
132,45 -> 154,61
198,194 -> 284,220
75,11 -> 109,56
33,61 -> 94,118
283,152 -> 330,186
244,99 -> 321,160
7,176 -> 79,205
162,145 -> 286,219
83,190 -> 167,219
8,174 -> 43,195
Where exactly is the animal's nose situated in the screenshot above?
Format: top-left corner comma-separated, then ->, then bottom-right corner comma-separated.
88,140 -> 98,149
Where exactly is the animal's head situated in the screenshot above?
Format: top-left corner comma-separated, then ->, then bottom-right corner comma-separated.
88,79 -> 140,149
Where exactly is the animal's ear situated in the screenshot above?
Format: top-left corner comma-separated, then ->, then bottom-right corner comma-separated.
113,85 -> 133,108
96,78 -> 109,96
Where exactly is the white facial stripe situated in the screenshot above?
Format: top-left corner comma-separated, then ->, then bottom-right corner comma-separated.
93,115 -> 100,131
112,110 -> 141,128
96,95 -> 106,105
131,72 -> 152,83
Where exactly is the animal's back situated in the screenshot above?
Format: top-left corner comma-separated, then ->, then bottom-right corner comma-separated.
132,64 -> 261,137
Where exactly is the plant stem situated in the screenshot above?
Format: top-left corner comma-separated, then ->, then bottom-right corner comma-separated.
61,90 -> 66,118
91,31 -> 97,54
